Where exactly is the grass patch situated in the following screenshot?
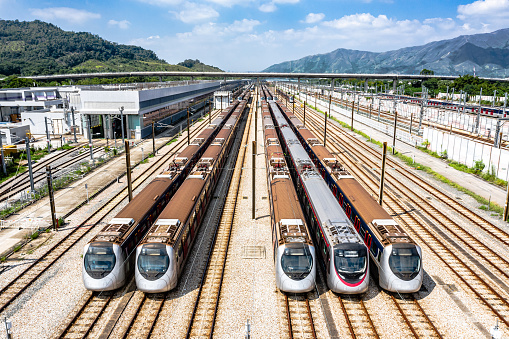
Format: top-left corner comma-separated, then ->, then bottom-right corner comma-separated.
303,100 -> 505,218
166,138 -> 178,145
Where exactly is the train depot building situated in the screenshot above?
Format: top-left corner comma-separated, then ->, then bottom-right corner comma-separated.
0,80 -> 242,145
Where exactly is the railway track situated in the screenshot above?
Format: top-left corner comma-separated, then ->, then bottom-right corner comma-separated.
296,91 -> 507,148
58,291 -> 114,338
119,292 -> 165,339
390,293 -> 442,338
337,294 -> 379,339
294,100 -> 509,291
293,103 -> 509,332
282,293 -> 317,339
0,145 -> 105,203
185,96 -> 252,338
0,113 -> 220,315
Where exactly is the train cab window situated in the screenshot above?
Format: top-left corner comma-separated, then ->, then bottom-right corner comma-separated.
388,244 -> 421,281
281,243 -> 313,281
137,243 -> 170,281
84,242 -> 116,279
334,244 -> 367,282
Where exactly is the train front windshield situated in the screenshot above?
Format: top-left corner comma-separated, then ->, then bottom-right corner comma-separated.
389,244 -> 421,281
84,242 -> 116,279
137,243 -> 170,281
281,243 -> 313,281
334,244 -> 367,281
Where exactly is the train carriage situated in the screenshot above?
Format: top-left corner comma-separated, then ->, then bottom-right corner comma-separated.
276,100 -> 423,293
135,99 -> 247,293
82,99 -> 242,291
266,94 -> 369,294
263,101 -> 316,293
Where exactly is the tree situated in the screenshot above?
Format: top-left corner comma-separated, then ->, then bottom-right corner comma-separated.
420,69 -> 435,75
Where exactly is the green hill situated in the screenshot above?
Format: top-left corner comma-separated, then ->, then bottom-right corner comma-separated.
0,19 -> 222,76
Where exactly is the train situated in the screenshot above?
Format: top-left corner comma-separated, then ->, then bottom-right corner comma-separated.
82,96 -> 245,291
274,90 -> 423,293
134,96 -> 248,293
264,90 -> 369,294
262,101 -> 316,293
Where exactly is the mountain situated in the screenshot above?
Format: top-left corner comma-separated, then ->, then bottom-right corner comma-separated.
263,29 -> 509,77
0,20 -> 221,76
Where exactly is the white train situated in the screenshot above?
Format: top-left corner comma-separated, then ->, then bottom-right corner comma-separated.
267,95 -> 369,294
262,101 -> 316,293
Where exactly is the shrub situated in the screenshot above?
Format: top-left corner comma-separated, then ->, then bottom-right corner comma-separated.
474,160 -> 485,173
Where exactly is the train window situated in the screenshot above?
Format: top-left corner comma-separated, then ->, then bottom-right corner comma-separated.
370,244 -> 377,257
137,243 -> 169,281
389,244 -> 421,281
354,218 -> 360,231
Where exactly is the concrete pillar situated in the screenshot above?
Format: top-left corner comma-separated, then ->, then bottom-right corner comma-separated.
364,79 -> 368,93
393,79 -> 397,93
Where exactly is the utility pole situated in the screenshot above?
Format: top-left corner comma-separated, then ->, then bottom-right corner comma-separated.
187,107 -> 190,145
252,140 -> 256,219
475,88 -> 482,133
209,97 -> 212,124
0,133 -> 5,175
392,111 -> 398,154
418,99 -> 425,131
45,117 -> 51,153
504,181 -> 509,221
71,106 -> 77,143
152,121 -> 156,155
26,137 -> 35,192
119,106 -> 125,145
351,99 -> 354,131
324,105 -> 328,147
379,142 -> 388,205
328,94 -> 332,119
303,101 -> 306,127
46,165 -> 57,230
255,99 -> 258,143
87,115 -> 94,164
125,141 -> 133,201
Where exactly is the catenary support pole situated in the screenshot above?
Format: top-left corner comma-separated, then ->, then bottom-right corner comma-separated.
187,107 -> 190,145
504,181 -> 509,221
26,137 -> 35,192
0,133 -> 5,175
379,142 -> 388,205
45,117 -> 51,153
119,106 -> 125,145
303,101 -> 306,127
125,141 -> 133,201
324,105 -> 328,147
351,99 -> 354,131
46,165 -> 57,230
252,140 -> 256,219
152,121 -> 156,155
71,106 -> 77,143
87,115 -> 94,164
392,111 -> 398,155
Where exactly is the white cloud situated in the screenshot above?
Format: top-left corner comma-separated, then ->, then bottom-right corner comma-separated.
259,2 -> 277,12
273,0 -> 299,3
108,19 -> 131,29
258,0 -> 298,12
457,0 -> 509,30
303,13 -> 324,24
173,2 -> 219,23
227,19 -> 260,33
458,0 -> 509,18
136,0 -> 183,6
205,0 -> 253,7
29,7 -> 101,24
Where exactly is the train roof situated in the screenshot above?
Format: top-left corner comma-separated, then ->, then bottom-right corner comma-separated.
335,177 -> 414,246
201,143 -> 222,159
92,176 -> 173,243
175,144 -> 200,162
271,178 -> 305,222
159,177 -> 204,226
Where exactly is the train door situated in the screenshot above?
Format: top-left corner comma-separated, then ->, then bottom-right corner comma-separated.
364,232 -> 372,250
354,218 -> 361,232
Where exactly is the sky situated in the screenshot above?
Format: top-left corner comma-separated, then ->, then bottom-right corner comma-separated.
1,0 -> 509,71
